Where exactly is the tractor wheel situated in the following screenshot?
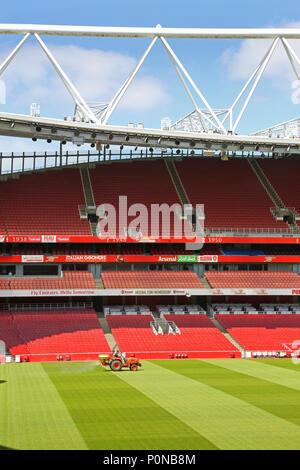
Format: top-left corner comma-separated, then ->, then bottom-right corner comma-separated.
130,363 -> 138,371
110,359 -> 122,371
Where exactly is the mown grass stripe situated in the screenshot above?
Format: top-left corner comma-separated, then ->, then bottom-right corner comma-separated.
203,359 -> 300,392
117,360 -> 300,450
0,363 -> 87,450
253,358 -> 300,372
43,361 -> 216,450
158,359 -> 300,430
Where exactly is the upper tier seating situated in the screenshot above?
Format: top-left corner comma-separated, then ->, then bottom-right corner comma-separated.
205,271 -> 300,288
0,168 -> 91,235
259,159 -> 300,215
89,161 -> 183,237
216,313 -> 300,351
175,158 -> 287,230
101,270 -> 204,288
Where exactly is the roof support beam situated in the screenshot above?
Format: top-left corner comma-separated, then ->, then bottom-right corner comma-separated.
34,33 -> 96,123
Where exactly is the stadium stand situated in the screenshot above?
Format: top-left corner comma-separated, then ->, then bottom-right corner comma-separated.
89,161 -> 182,236
259,159 -> 300,215
215,313 -> 300,352
0,168 -> 91,235
175,158 -> 287,230
101,270 -> 204,288
0,306 -> 110,361
0,310 -> 29,355
106,313 -> 239,359
9,272 -> 96,290
205,271 -> 300,288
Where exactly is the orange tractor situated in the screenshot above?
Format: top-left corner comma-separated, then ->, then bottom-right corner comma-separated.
98,353 -> 141,371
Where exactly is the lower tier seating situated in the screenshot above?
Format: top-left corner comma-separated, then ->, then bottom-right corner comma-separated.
107,314 -> 239,359
205,271 -> 300,288
216,314 -> 300,351
101,270 -> 204,289
0,308 -> 110,361
0,311 -> 29,355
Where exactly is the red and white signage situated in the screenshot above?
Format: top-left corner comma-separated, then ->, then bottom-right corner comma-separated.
0,254 -> 300,263
0,288 -> 299,297
0,234 -> 300,244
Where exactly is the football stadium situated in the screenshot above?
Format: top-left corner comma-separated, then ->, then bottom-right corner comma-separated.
1,3 -> 300,453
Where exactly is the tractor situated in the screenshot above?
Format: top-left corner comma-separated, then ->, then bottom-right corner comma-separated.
98,353 -> 141,371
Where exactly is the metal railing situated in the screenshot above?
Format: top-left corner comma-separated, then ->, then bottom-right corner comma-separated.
205,226 -> 300,235
0,149 -> 203,176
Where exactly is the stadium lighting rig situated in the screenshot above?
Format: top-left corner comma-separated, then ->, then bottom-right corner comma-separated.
0,24 -> 300,155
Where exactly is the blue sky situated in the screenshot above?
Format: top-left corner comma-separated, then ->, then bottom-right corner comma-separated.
0,0 -> 300,153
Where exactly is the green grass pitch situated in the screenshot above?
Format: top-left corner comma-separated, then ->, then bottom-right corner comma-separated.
0,359 -> 300,450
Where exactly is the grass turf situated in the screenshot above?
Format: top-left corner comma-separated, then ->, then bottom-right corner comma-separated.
0,359 -> 299,450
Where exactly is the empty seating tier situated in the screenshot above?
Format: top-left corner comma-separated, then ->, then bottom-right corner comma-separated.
101,270 -> 203,289
0,168 -> 91,235
259,159 -> 300,215
89,161 -> 182,237
205,271 -> 300,288
216,314 -> 300,351
107,314 -> 239,359
175,158 -> 287,230
5,272 -> 96,290
0,307 -> 110,361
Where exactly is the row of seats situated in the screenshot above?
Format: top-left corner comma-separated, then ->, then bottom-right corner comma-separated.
212,303 -> 257,314
1,159 -> 300,236
104,305 -> 151,316
216,313 -> 300,351
106,314 -> 238,356
205,271 -> 300,288
0,272 -> 95,290
101,270 -> 204,288
0,168 -> 91,236
175,158 -> 288,230
0,308 -> 110,359
259,160 -> 300,218
157,304 -> 206,315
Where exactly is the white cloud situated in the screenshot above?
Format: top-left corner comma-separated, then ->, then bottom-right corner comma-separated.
221,21 -> 300,84
0,42 -> 170,115
121,75 -> 170,110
